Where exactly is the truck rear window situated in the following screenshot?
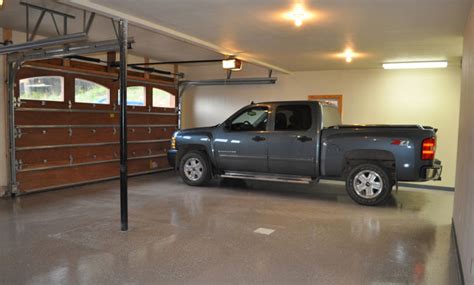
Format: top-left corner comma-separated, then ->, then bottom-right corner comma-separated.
275,105 -> 312,131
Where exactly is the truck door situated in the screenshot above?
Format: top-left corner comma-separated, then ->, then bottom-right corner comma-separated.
213,105 -> 269,173
267,104 -> 317,176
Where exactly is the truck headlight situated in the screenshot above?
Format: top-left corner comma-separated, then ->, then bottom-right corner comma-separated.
171,136 -> 176,149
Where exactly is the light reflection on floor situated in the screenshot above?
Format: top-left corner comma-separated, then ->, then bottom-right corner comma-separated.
0,172 -> 460,284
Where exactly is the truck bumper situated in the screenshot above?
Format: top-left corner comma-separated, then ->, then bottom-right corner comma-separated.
167,149 -> 178,169
422,159 -> 442,181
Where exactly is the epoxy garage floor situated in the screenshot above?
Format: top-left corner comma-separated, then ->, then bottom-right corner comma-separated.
0,172 -> 460,284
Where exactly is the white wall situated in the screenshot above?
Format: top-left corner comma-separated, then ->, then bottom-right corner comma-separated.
453,2 -> 474,284
182,64 -> 461,188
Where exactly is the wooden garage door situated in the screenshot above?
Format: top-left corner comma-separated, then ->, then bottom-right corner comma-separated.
14,59 -> 177,193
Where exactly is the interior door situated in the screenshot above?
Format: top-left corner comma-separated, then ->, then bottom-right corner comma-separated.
267,104 -> 316,176
214,105 -> 269,173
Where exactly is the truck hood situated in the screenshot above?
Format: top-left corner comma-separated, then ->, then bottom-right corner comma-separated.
175,125 -> 218,135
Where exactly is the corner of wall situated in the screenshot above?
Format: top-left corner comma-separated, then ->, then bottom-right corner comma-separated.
452,2 -> 474,284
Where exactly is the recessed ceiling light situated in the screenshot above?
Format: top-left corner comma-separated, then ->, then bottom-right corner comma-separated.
288,3 -> 308,27
345,48 -> 353,63
382,61 -> 448,69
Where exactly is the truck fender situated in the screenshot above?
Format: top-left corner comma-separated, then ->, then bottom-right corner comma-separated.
176,141 -> 216,173
343,149 -> 396,180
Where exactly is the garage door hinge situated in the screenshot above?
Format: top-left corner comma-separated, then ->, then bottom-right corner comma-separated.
9,183 -> 19,195
15,159 -> 23,171
14,128 -> 22,139
13,98 -> 23,108
69,155 -> 74,164
68,100 -> 72,109
68,128 -> 73,137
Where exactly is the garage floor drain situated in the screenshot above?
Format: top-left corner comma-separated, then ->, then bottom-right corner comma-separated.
254,227 -> 275,235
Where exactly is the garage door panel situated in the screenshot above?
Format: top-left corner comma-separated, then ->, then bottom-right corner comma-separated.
17,145 -> 116,169
128,156 -> 169,173
127,127 -> 175,141
17,101 -> 69,109
14,61 -> 177,194
128,114 -> 177,125
17,149 -> 72,169
16,111 -> 119,125
128,142 -> 168,157
17,162 -> 120,192
16,127 -> 175,148
16,143 -> 171,171
16,111 -> 177,126
69,103 -> 115,111
151,126 -> 176,138
16,128 -> 71,147
15,128 -> 118,147
16,156 -> 170,193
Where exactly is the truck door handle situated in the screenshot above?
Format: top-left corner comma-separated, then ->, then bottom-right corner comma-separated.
252,136 -> 266,142
297,135 -> 312,142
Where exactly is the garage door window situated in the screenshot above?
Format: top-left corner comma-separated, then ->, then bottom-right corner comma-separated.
75,79 -> 110,104
19,76 -> 64,102
118,86 -> 146,106
153,88 -> 175,108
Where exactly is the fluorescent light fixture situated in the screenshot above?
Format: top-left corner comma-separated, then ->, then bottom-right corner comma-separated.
222,58 -> 243,71
382,61 -> 448,70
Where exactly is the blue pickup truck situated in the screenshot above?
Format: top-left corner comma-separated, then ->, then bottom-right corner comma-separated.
168,101 -> 442,206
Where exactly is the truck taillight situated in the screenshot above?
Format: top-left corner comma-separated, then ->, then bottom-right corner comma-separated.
421,137 -> 436,160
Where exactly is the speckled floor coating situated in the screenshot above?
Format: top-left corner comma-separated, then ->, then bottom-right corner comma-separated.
0,172 -> 460,285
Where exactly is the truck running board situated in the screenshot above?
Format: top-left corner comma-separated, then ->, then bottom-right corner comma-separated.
221,172 -> 312,184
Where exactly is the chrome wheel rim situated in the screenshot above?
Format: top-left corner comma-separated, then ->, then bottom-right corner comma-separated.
183,157 -> 204,181
353,170 -> 383,199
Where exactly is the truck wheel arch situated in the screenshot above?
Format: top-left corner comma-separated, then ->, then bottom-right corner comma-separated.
343,149 -> 396,181
176,144 -> 215,172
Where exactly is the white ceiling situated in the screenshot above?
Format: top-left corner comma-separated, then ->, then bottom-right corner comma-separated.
0,0 -> 223,64
1,0 -> 473,71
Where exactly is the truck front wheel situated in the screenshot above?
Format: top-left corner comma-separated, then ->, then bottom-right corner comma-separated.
345,164 -> 392,206
179,151 -> 211,186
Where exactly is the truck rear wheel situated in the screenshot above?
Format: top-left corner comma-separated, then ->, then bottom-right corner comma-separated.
179,151 -> 211,186
345,164 -> 392,206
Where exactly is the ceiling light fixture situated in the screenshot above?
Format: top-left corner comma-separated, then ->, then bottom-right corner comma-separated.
289,3 -> 308,27
222,58 -> 243,71
345,48 -> 353,63
382,61 -> 448,70
0,0 -> 4,8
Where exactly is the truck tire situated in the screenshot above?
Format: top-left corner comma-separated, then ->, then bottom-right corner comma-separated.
345,164 -> 392,206
179,151 -> 211,186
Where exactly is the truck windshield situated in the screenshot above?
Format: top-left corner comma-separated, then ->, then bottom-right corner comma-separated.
230,106 -> 268,131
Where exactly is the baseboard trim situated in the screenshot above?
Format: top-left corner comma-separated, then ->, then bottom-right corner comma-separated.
398,182 -> 454,192
452,219 -> 466,285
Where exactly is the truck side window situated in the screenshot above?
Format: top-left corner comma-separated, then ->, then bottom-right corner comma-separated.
275,105 -> 312,131
230,106 -> 269,131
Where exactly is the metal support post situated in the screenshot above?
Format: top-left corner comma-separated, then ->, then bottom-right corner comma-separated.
118,19 -> 129,231
7,60 -> 21,196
